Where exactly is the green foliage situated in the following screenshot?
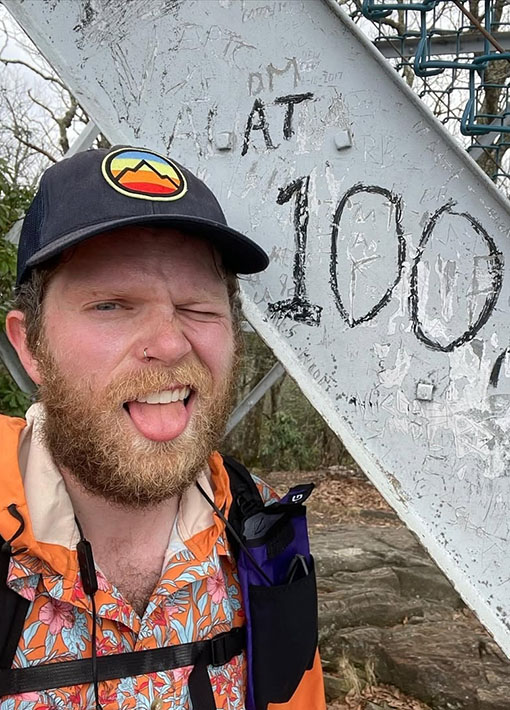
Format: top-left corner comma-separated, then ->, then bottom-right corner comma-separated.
0,159 -> 34,416
259,410 -> 319,471
0,367 -> 30,418
0,158 -> 34,326
256,374 -> 352,470
0,159 -> 34,232
224,332 -> 353,471
0,236 -> 17,328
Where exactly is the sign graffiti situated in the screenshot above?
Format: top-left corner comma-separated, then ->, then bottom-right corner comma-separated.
268,180 -> 503,354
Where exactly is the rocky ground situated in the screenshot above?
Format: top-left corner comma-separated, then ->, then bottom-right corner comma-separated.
262,467 -> 510,710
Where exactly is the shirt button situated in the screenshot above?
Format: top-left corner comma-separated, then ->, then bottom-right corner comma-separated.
150,699 -> 163,710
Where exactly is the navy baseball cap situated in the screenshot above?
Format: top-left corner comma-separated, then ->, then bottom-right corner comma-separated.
16,146 -> 269,285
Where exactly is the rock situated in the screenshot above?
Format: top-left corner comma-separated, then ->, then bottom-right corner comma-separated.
313,524 -> 510,709
312,526 -> 440,575
320,590 -> 424,629
315,545 -> 386,576
360,509 -> 399,523
323,673 -> 346,701
330,566 -> 401,595
319,625 -> 384,670
394,566 -> 462,607
320,625 -> 385,674
376,621 -> 510,710
476,686 -> 510,710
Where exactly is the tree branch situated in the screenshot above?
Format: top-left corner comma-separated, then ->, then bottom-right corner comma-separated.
27,89 -> 58,122
0,57 -> 67,90
12,130 -> 58,163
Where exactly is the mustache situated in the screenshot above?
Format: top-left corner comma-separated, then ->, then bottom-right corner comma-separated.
98,361 -> 213,406
35,339 -> 214,410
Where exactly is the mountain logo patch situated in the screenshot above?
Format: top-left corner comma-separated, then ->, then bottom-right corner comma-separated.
101,148 -> 187,201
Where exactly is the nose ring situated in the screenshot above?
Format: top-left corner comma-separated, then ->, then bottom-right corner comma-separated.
143,348 -> 150,362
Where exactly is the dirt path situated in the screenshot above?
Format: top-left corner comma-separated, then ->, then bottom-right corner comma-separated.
263,465 -> 399,529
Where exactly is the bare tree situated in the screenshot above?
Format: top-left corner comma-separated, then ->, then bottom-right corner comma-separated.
337,0 -> 510,191
0,7 -> 108,185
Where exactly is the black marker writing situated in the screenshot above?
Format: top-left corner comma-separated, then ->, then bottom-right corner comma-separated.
410,202 -> 504,352
274,92 -> 314,139
268,176 -> 322,326
330,183 -> 405,327
242,98 -> 277,156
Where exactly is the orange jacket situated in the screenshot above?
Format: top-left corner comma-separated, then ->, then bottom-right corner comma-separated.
0,407 -> 325,709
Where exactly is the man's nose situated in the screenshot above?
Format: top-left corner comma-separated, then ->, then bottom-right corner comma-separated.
138,309 -> 192,366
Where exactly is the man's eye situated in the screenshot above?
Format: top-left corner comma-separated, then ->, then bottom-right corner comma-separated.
94,302 -> 120,311
180,307 -> 218,319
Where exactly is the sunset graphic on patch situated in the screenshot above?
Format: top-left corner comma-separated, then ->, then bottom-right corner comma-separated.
102,149 -> 187,201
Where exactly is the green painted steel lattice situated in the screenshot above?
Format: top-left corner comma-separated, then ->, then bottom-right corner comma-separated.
358,0 -> 510,193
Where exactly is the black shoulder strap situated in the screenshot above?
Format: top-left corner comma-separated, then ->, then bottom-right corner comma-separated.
0,626 -> 245,697
222,455 -> 262,504
221,454 -> 264,556
0,535 -> 30,672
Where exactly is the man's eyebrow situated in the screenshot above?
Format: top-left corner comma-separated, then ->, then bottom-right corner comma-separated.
71,284 -> 228,301
175,293 -> 231,307
67,285 -> 133,300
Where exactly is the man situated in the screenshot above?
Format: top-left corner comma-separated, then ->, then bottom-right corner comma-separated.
0,146 -> 325,709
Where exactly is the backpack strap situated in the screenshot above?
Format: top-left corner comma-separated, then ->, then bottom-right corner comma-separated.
0,532 -> 30,672
0,626 -> 245,697
222,454 -> 264,556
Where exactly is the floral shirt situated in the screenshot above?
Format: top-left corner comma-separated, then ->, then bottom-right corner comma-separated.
0,406 -> 278,710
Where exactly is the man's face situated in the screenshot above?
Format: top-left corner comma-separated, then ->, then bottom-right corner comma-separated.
28,227 -> 237,507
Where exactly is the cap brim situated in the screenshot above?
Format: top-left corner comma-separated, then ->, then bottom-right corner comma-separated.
25,214 -> 269,276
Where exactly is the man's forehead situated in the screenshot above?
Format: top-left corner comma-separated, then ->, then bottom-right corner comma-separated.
46,227 -> 228,297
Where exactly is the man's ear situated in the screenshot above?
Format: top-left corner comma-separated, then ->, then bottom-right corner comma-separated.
5,311 -> 43,385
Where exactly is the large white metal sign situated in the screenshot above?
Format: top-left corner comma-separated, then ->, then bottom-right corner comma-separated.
5,0 -> 510,654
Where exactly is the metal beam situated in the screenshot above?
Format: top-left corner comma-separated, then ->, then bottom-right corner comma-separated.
225,362 -> 286,435
8,0 -> 510,656
66,120 -> 99,156
374,31 -> 510,58
467,108 -> 510,162
0,331 -> 35,394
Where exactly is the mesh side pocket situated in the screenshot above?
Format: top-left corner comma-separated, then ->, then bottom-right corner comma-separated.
17,193 -> 44,282
248,556 -> 317,708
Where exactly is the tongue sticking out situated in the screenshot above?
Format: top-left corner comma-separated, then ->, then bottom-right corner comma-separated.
127,401 -> 190,442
